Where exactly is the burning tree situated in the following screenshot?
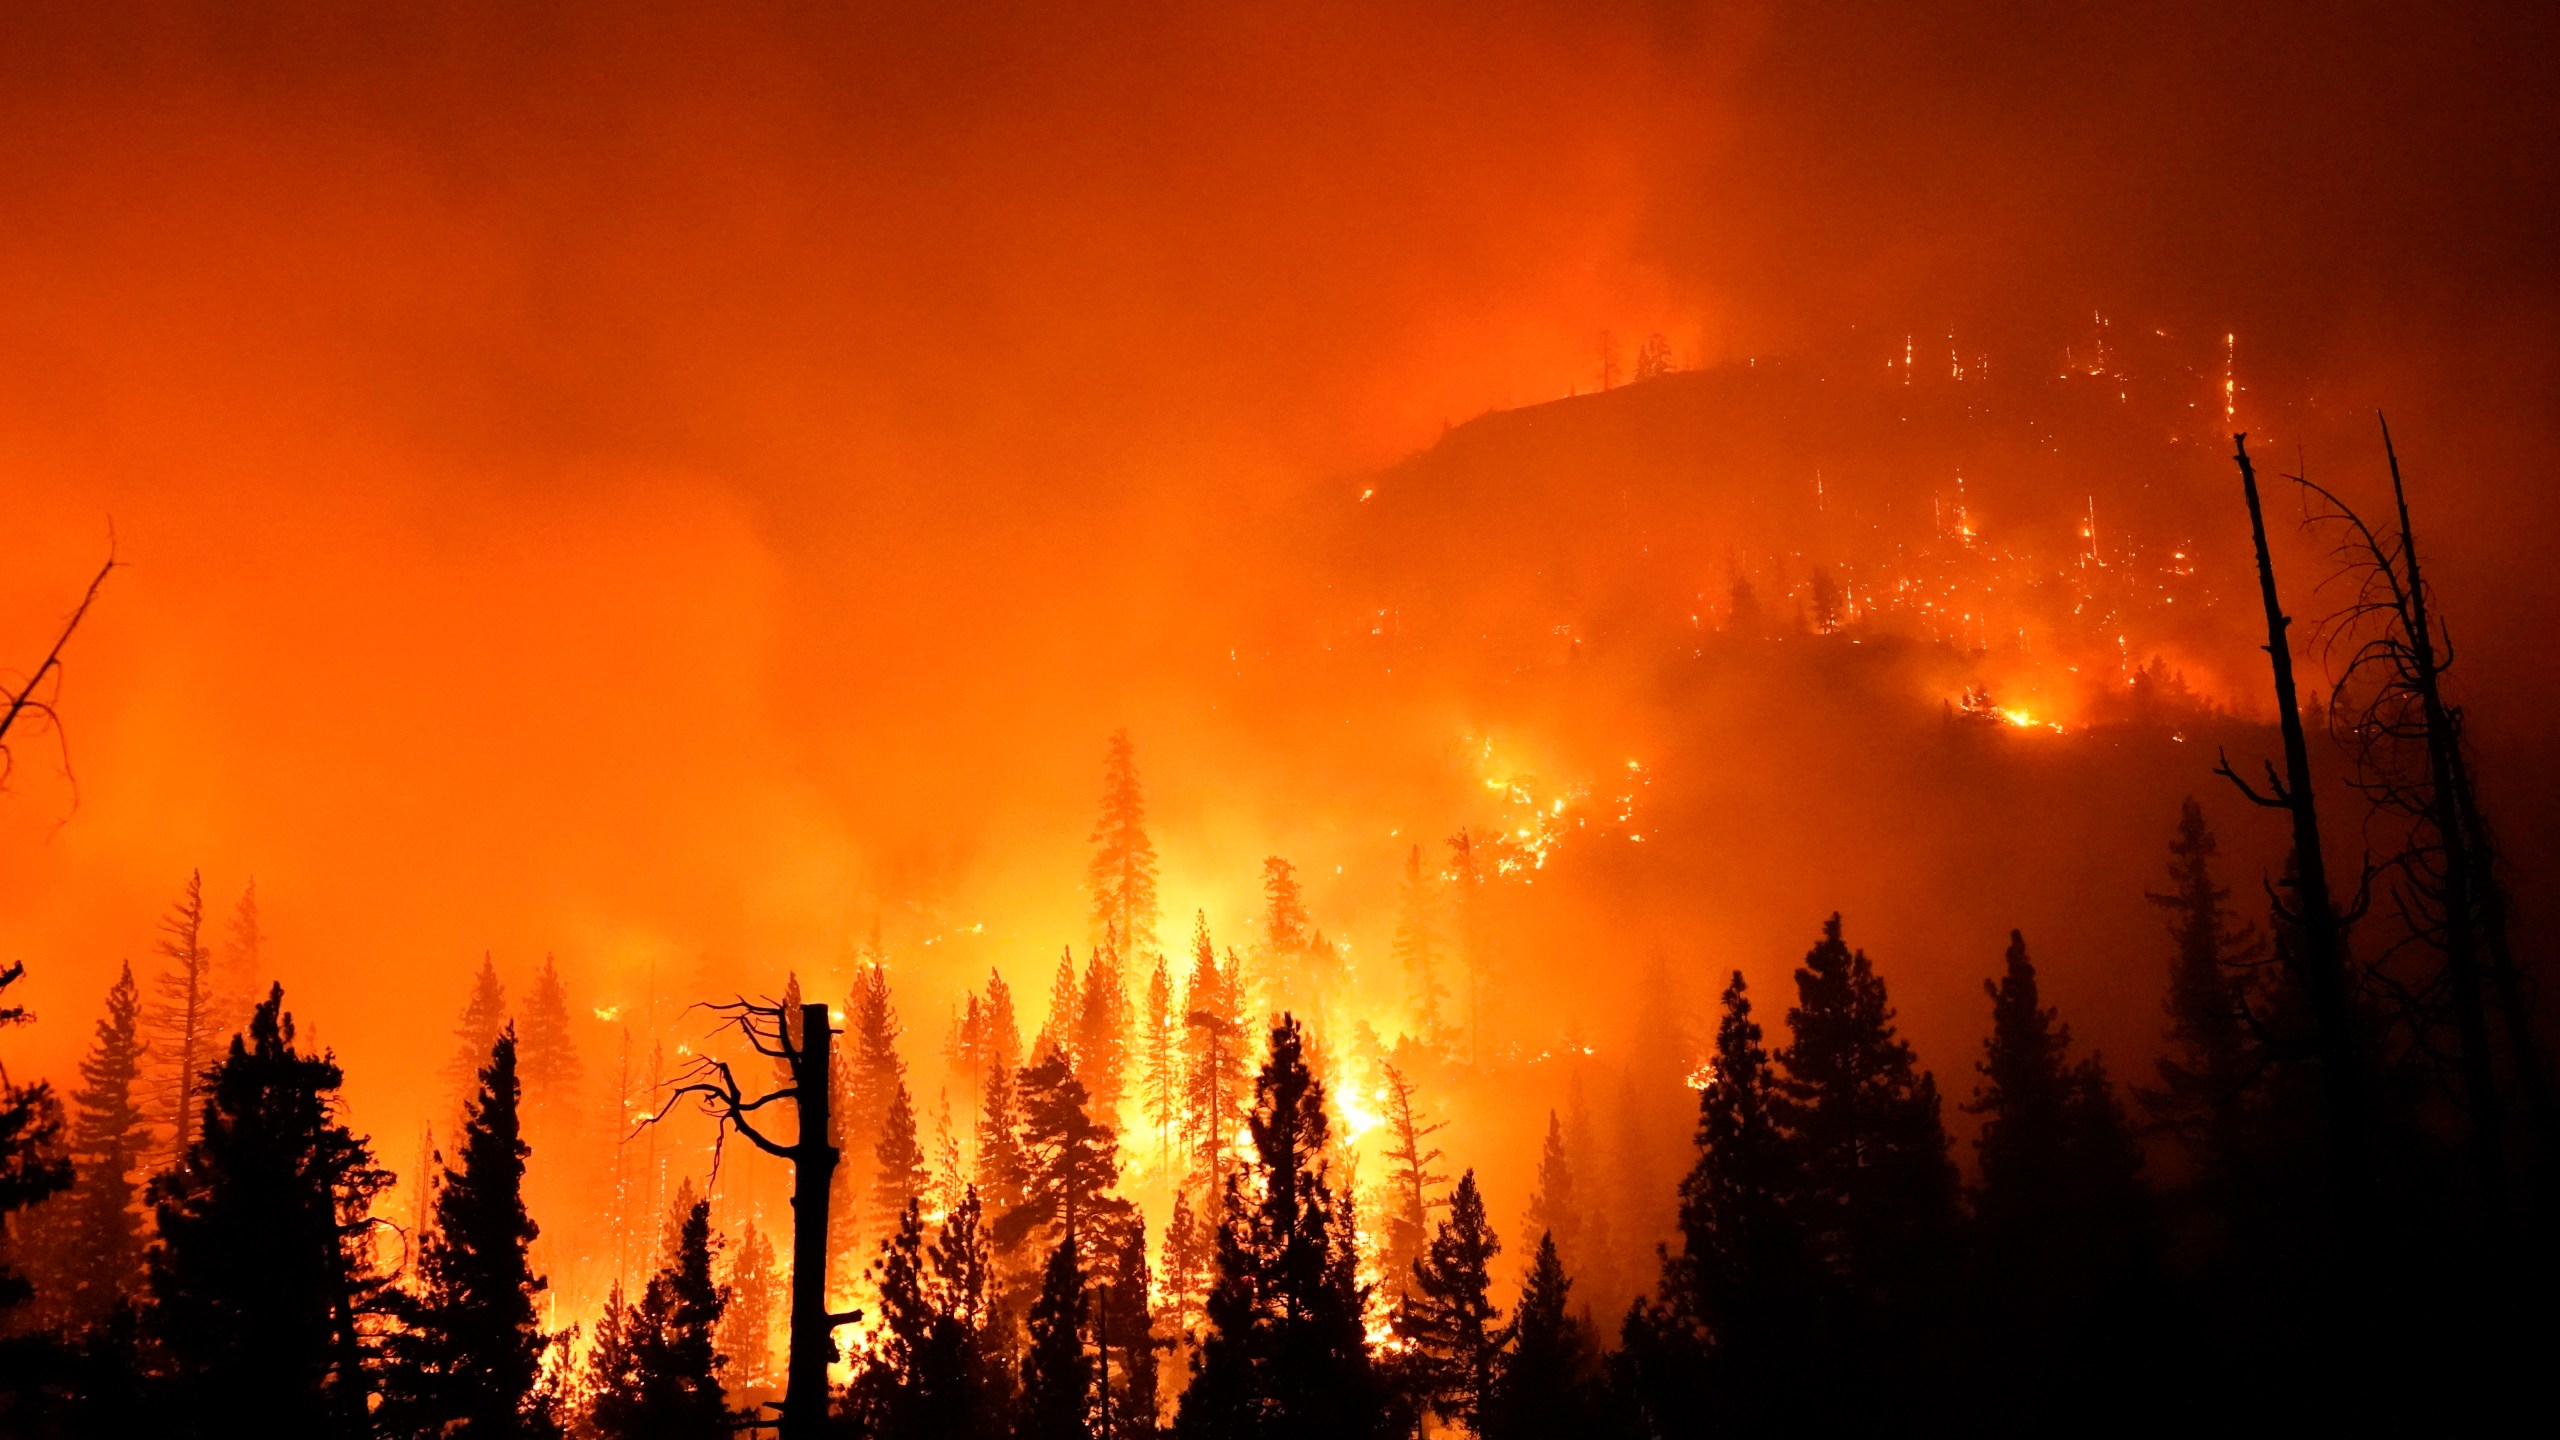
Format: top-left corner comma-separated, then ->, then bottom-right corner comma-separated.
655,997 -> 858,1440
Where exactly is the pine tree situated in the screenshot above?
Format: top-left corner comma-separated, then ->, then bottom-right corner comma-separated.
1177,1016 -> 1388,1440
2141,799 -> 2262,1192
1076,945 -> 1132,1132
1391,845 -> 1448,1047
447,955 -> 509,1121
997,1049 -> 1128,1258
1099,1217 -> 1160,1440
1394,1168 -> 1499,1432
1159,1184 -> 1208,1342
1375,1061 -> 1446,1301
146,985 -> 394,1437
590,1197 -> 727,1440
1143,956 -> 1180,1169
872,1079 -> 930,1239
1647,970 -> 1813,1430
1560,1071 -> 1620,1319
716,1217 -> 779,1397
517,955 -> 583,1144
146,870 -> 220,1166
1041,949 -> 1082,1069
1522,1110 -> 1579,1283
1258,859 -> 1311,1012
215,881 -> 264,1041
1482,1233 -> 1598,1440
1088,729 -> 1162,965
841,960 -> 903,1283
1967,932 -> 2154,1409
0,961 -> 71,1315
50,961 -> 151,1328
1180,917 -> 1246,1197
856,1190 -> 1011,1440
380,1027 -> 556,1439
1020,1229 -> 1092,1440
1776,916 -> 1957,1411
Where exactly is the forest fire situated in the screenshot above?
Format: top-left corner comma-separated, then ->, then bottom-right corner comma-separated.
2,3 -> 2558,1437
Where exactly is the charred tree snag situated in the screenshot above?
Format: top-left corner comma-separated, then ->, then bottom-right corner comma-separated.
0,543 -> 117,790
2216,434 -> 2365,1194
660,998 -> 859,1440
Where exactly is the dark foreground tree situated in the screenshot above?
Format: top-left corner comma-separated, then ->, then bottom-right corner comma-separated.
1178,1015 -> 1389,1440
1966,932 -> 2154,1412
1483,1234 -> 1600,1440
47,961 -> 151,1330
146,985 -> 394,1438
381,1028 -> 556,1438
1018,1229 -> 1092,1440
589,1197 -> 726,1440
853,1192 -> 1012,1440
1393,1169 -> 1499,1431
1776,916 -> 1958,1417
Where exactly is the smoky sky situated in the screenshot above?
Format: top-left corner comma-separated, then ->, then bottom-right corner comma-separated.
2,0 -> 2555,1131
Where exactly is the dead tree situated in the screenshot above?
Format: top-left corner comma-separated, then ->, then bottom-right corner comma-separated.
660,998 -> 859,1440
2303,418 -> 2556,1188
2216,434 -> 2366,1191
0,544 -> 116,790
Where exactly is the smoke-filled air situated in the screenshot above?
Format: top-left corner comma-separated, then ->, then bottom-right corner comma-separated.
3,3 -> 2557,1435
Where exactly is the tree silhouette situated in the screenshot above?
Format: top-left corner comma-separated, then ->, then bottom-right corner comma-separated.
716,1217 -> 779,1397
1097,1217 -> 1159,1439
1177,1016 -> 1388,1440
381,1027 -> 556,1438
517,955 -> 583,1145
1776,915 -> 1957,1414
842,959 -> 904,1284
1180,917 -> 1245,1196
1374,1061 -> 1445,1299
0,961 -> 71,1315
1483,1233 -> 1600,1440
1393,1168 -> 1499,1432
1088,729 -> 1162,965
873,1078 -> 930,1239
1966,932 -> 2154,1413
146,985 -> 393,1437
1142,956 -> 1179,1168
998,1047 -> 1129,1259
146,871 -> 218,1166
1076,944 -> 1132,1132
445,955 -> 508,1124
1522,1110 -> 1579,1283
588,1196 -> 726,1440
1391,844 -> 1448,1047
1158,1184 -> 1208,1343
2141,799 -> 2262,1197
49,961 -> 151,1329
1019,1230 -> 1092,1440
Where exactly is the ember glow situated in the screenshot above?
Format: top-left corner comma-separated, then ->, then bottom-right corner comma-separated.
2,4 -> 2557,1433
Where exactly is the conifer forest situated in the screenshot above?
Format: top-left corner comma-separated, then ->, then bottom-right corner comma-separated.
3,4 -> 2558,1436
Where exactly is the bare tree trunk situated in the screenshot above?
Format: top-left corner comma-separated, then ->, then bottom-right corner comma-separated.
2379,419 -> 2502,1197
782,1001 -> 841,1440
2223,434 -> 2365,1190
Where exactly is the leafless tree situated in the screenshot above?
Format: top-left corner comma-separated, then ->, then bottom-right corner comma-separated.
655,997 -> 858,1440
0,543 -> 117,798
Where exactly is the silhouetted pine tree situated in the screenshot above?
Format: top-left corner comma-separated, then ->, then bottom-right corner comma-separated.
215,881 -> 264,1042
1393,1169 -> 1499,1432
715,1216 -> 778,1397
1180,917 -> 1246,1194
1375,1061 -> 1445,1300
1483,1234 -> 1600,1440
1076,946 -> 1132,1132
1088,729 -> 1162,965
841,959 -> 902,1280
1523,1110 -> 1579,1282
0,960 -> 70,1319
1099,1218 -> 1159,1439
1143,957 -> 1179,1167
145,872 -> 219,1166
2141,799 -> 2262,1196
446,955 -> 508,1122
517,955 -> 583,1142
380,1027 -> 555,1439
1776,915 -> 1957,1415
1177,1016 -> 1388,1440
1258,859 -> 1312,1014
1042,950 -> 1082,1067
589,1197 -> 726,1440
920,1188 -> 1013,1438
1967,931 -> 2154,1412
49,961 -> 151,1329
146,985 -> 393,1437
873,1079 -> 930,1239
1159,1185 -> 1208,1342
1635,970 -> 1812,1432
997,1050 -> 1128,1260
1392,844 -> 1448,1048
1019,1230 -> 1091,1440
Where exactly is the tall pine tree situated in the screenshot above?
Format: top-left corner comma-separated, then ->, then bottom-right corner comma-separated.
1393,1169 -> 1498,1433
2141,798 -> 2262,1195
146,871 -> 219,1166
1018,1229 -> 1091,1440
50,961 -> 151,1329
1522,1110 -> 1579,1283
588,1196 -> 726,1440
146,986 -> 394,1438
1087,729 -> 1162,965
380,1027 -> 556,1439
1391,845 -> 1448,1048
446,955 -> 508,1122
1177,1016 -> 1387,1440
1482,1234 -> 1599,1440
